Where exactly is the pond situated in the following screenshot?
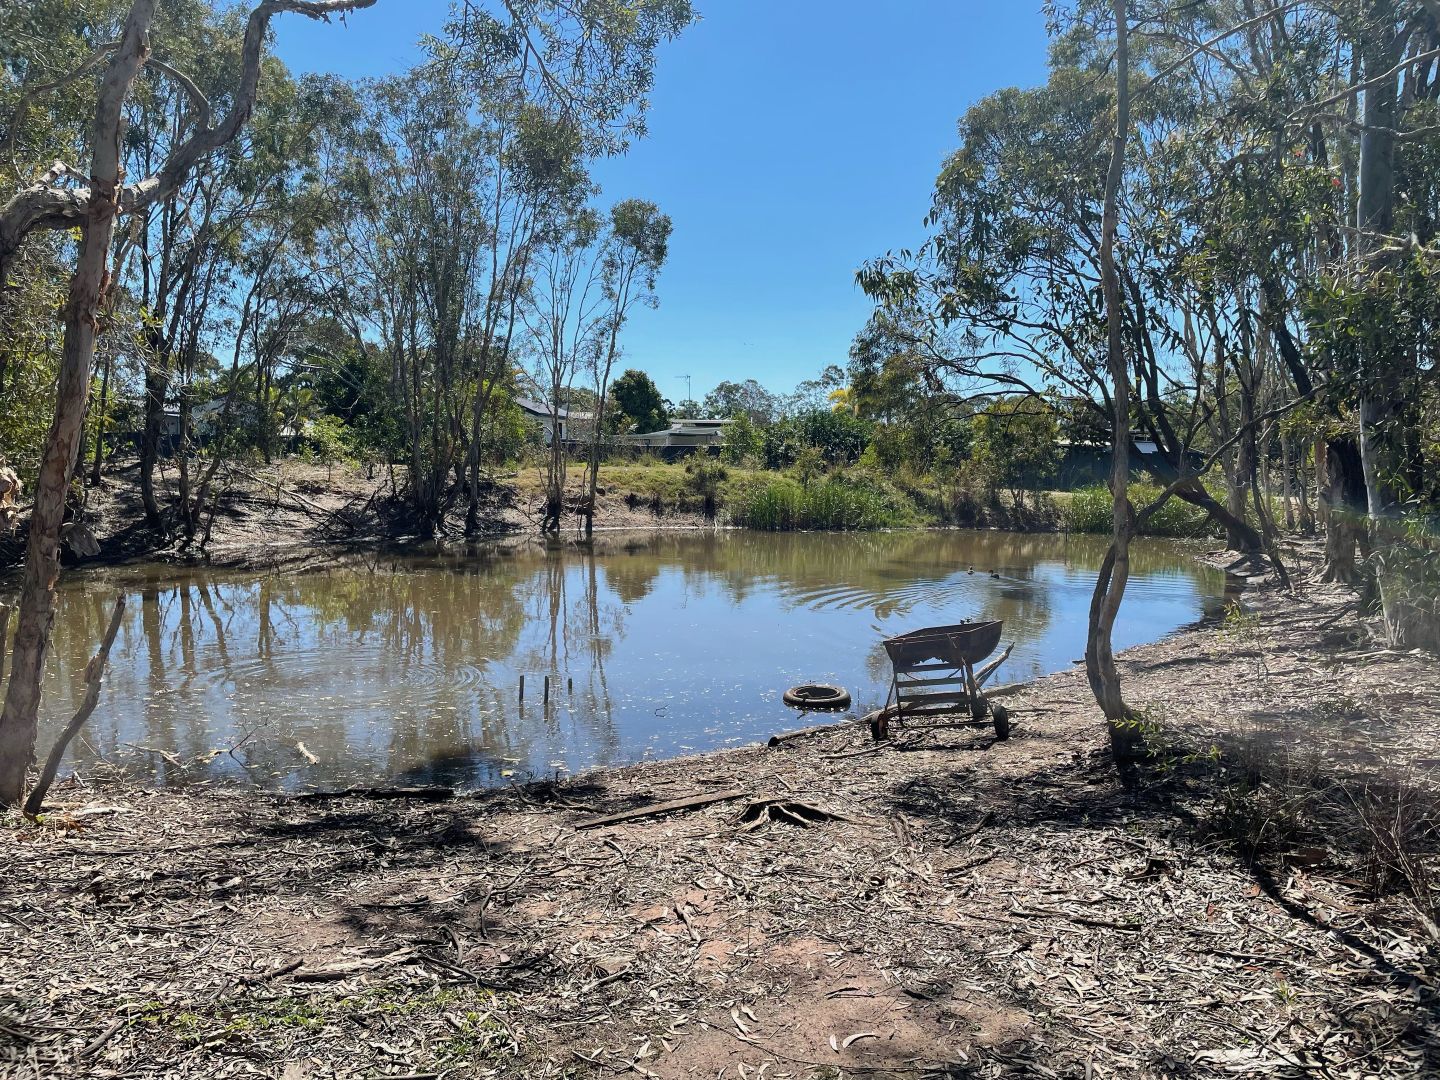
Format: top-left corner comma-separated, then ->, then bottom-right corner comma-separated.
33,530 -> 1228,790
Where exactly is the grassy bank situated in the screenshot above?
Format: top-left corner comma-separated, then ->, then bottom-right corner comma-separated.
513,459 -> 1061,532
1059,483 -> 1219,538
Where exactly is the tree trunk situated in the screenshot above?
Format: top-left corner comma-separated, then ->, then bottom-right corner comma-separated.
89,348 -> 112,486
1321,435 -> 1366,583
1280,427 -> 1296,531
139,352 -> 169,531
1086,0 -> 1143,763
1354,6 -> 1412,641
0,4 -> 154,806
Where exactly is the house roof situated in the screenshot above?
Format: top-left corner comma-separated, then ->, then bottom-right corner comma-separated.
623,421 -> 731,441
514,397 -> 593,422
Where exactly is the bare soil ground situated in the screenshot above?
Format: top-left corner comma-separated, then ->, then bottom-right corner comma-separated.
0,459 -> 719,572
2,544 -> 1438,1079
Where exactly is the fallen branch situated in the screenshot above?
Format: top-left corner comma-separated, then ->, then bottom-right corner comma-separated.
574,788 -> 746,830
974,641 -> 1015,687
767,720 -> 855,747
738,796 -> 852,829
23,595 -> 125,817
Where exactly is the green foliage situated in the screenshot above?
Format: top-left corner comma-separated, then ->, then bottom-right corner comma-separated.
720,412 -> 764,465
703,379 -> 777,424
971,399 -> 1061,507
0,252 -> 65,484
727,469 -> 915,531
792,445 -> 826,489
683,455 -> 726,516
302,415 -> 353,466
610,369 -> 669,433
762,409 -> 872,469
1062,484 -> 1217,539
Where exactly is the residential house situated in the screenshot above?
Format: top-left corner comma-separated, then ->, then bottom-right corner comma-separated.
515,397 -> 594,445
622,418 -> 733,453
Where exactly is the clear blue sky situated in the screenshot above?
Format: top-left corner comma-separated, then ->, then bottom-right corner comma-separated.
274,2 -> 1050,403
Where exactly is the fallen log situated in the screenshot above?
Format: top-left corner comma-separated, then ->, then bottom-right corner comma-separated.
574,788 -> 746,830
767,720 -> 856,747
974,642 -> 1015,687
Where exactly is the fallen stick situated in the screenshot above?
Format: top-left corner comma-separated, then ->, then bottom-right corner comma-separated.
981,680 -> 1033,699
574,788 -> 746,830
767,720 -> 855,747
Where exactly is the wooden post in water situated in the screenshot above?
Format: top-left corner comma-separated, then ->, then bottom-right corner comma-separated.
543,675 -> 551,705
519,675 -> 525,703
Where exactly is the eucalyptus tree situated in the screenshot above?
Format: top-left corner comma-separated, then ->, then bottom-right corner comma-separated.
0,0 -> 128,481
0,0 -> 378,808
521,206 -> 605,534
460,99 -> 591,533
860,59 -> 1266,554
858,0 -> 1370,753
1337,0 -> 1440,646
321,65 -> 588,535
580,198 -> 672,536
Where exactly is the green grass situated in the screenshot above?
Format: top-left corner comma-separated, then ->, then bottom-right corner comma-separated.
516,459 -> 1260,537
1061,483 -> 1218,538
724,471 -> 918,530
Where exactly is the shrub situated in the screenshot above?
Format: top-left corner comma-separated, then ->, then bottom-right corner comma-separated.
1062,484 -> 1218,538
684,457 -> 727,517
727,469 -> 915,531
971,399 -> 1061,507
720,413 -> 764,465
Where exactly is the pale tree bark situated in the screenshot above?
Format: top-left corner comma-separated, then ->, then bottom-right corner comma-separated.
583,280 -> 635,538
0,0 -> 380,285
1085,0 -> 1143,762
0,4 -> 154,807
0,0 -> 378,807
1354,3 -> 1411,643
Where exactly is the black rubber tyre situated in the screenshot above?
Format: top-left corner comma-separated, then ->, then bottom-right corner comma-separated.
991,703 -> 1011,740
783,684 -> 852,710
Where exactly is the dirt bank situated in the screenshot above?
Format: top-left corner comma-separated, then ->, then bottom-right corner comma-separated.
1,459 -> 722,574
2,544 -> 1437,1078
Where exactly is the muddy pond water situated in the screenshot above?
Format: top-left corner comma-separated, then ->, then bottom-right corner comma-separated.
35,530 -> 1227,790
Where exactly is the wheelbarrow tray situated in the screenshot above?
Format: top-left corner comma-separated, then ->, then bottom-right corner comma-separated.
882,621 -> 1003,672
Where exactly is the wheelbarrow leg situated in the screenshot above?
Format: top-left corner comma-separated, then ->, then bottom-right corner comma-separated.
965,661 -> 985,721
873,679 -> 896,741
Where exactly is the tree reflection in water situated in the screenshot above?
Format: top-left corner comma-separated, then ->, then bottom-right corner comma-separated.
32,531 -> 1223,789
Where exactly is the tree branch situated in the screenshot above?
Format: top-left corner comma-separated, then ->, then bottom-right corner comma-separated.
0,0 -> 377,270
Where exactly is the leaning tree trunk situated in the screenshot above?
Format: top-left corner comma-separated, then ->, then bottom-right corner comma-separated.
1085,0 -> 1143,763
0,7 -> 154,806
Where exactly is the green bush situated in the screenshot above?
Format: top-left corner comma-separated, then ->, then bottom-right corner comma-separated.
1062,483 -> 1218,539
726,469 -> 916,531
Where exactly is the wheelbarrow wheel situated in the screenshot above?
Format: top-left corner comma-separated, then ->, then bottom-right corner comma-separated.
991,703 -> 1011,740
